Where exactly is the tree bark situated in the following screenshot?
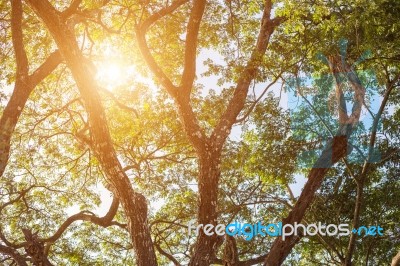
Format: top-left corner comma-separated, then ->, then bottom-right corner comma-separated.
188,149 -> 221,265
0,244 -> 28,266
264,54 -> 365,265
25,1 -> 157,265
0,0 -> 61,178
344,72 -> 399,265
264,134 -> 350,265
392,250 -> 400,266
136,0 -> 281,264
186,2 -> 281,263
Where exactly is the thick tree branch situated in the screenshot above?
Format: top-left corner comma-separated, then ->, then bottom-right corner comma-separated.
11,0 -> 28,79
392,250 -> 400,266
154,242 -> 181,266
179,0 -> 206,93
29,51 -> 62,86
43,196 -> 123,244
211,0 -> 282,152
136,0 -> 189,95
140,0 -> 189,32
0,244 -> 28,266
264,54 -> 366,266
26,1 -> 158,265
1,5 -> 61,176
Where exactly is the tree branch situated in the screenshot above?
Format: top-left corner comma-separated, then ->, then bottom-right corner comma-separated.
344,71 -> 400,265
264,53 -> 366,266
43,196 -> 123,244
136,0 -> 189,95
179,0 -> 206,93
154,242 -> 181,266
61,0 -> 83,19
0,10 -> 61,173
0,244 -> 28,266
140,0 -> 189,32
392,250 -> 400,266
0,49 -> 61,178
26,1 -> 158,265
211,0 -> 283,152
11,0 -> 28,79
29,51 -> 62,86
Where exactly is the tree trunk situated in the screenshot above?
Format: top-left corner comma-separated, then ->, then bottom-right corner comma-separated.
25,1 -> 157,265
189,149 -> 221,265
264,134 -> 350,265
265,54 -> 365,265
0,80 -> 32,177
1,0 -> 61,178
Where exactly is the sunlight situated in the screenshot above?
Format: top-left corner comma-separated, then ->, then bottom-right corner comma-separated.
94,43 -> 155,91
96,63 -> 123,86
95,43 -> 130,89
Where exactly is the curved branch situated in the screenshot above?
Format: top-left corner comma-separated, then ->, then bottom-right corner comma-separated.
0,48 -> 62,177
140,0 -> 189,32
135,27 -> 178,94
29,51 -> 62,86
43,196 -> 123,244
154,242 -> 181,266
264,53 -> 366,266
392,250 -> 400,266
0,244 -> 28,266
136,0 -> 189,94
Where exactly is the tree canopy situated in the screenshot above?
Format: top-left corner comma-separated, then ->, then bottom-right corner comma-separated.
0,0 -> 399,265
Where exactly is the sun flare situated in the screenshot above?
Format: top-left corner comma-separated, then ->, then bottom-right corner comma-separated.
96,63 -> 123,85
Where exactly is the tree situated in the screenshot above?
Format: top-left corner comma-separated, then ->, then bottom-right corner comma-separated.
0,0 -> 399,265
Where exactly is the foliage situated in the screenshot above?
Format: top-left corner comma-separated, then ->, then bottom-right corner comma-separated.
0,0 -> 399,265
